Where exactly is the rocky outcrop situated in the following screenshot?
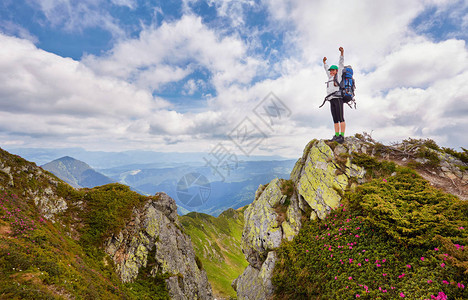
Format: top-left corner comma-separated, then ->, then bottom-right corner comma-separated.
235,136 -> 468,299
0,149 -> 68,222
234,251 -> 277,300
105,192 -> 213,300
291,139 -> 366,219
235,138 -> 366,300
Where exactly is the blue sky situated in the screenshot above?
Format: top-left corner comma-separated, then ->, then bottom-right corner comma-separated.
0,0 -> 467,158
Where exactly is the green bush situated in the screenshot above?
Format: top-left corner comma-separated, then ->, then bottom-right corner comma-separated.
79,183 -> 148,247
352,153 -> 396,180
272,167 -> 467,299
443,147 -> 468,164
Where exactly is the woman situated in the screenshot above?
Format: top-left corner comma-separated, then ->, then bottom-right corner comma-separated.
323,47 -> 345,143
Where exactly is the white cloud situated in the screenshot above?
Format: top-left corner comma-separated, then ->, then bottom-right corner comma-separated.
0,33 -> 169,141
0,20 -> 38,44
265,0 -> 428,69
28,0 -> 125,37
1,1 -> 468,155
363,39 -> 468,91
183,0 -> 257,28
111,0 -> 137,9
83,15 -> 262,91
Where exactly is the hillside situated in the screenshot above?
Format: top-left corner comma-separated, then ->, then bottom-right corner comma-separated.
0,148 -> 212,299
179,208 -> 248,299
42,156 -> 114,188
235,135 -> 467,299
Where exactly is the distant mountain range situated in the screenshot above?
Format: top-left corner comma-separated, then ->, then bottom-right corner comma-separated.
23,148 -> 297,216
8,147 -> 291,168
99,159 -> 296,216
42,156 -> 114,188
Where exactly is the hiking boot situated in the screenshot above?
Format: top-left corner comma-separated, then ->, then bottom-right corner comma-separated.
328,135 -> 338,142
337,135 -> 345,144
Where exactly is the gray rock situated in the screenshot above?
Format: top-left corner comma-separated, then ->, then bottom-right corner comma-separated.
235,252 -> 277,300
105,193 -> 213,299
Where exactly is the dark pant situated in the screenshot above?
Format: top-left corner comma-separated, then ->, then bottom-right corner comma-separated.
330,98 -> 345,123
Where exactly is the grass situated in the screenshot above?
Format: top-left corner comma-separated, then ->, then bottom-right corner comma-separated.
179,208 -> 248,299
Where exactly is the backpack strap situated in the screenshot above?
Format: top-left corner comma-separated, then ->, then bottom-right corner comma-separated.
333,74 -> 340,87
346,99 -> 357,109
319,92 -> 340,108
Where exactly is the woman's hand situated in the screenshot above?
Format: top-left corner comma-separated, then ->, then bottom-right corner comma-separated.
323,57 -> 327,64
339,47 -> 344,55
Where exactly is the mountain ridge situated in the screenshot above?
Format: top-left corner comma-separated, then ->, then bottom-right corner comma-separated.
0,147 -> 213,299
42,156 -> 114,188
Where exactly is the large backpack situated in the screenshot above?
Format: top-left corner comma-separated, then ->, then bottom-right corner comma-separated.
336,66 -> 356,108
319,65 -> 357,109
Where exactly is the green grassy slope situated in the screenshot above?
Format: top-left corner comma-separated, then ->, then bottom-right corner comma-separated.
180,208 -> 248,299
0,148 -> 169,299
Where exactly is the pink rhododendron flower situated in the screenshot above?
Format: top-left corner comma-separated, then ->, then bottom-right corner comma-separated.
400,292 -> 405,298
431,292 -> 448,300
441,263 -> 445,268
427,280 -> 433,284
434,247 -> 439,251
407,264 -> 411,268
458,283 -> 465,289
421,257 -> 425,261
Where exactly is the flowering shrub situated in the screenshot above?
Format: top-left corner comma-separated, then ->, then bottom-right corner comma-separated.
0,186 -> 168,299
273,167 -> 467,299
0,192 -> 41,238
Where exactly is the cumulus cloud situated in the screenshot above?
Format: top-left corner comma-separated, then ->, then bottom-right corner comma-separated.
1,0 -> 467,155
0,34 -> 171,144
83,15 -> 262,91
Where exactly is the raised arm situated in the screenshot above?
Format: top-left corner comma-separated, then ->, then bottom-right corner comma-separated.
338,47 -> 344,69
323,56 -> 329,74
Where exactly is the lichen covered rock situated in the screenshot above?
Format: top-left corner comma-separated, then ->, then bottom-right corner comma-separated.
234,251 -> 277,300
105,192 -> 213,300
241,178 -> 284,268
293,139 -> 365,219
